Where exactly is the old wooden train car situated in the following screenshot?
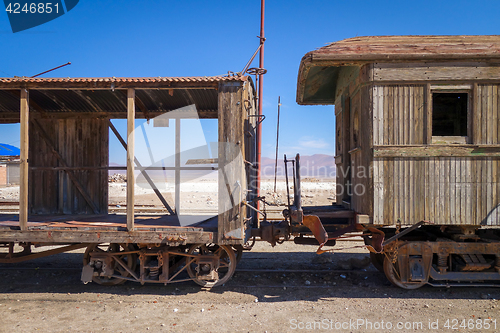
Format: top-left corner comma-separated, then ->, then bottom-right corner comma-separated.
1,36 -> 500,290
0,76 -> 258,287
296,35 -> 500,288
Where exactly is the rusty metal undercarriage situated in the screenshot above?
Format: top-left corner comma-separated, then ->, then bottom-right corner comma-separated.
252,154 -> 500,289
0,242 -> 240,288
362,226 -> 500,289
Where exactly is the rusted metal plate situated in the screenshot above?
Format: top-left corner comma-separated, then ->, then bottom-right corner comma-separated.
302,215 -> 328,254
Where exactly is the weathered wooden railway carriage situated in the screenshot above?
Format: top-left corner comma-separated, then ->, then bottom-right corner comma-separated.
0,76 -> 258,287
297,36 -> 500,288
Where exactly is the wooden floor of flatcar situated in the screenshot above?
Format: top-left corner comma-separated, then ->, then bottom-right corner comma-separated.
0,213 -> 218,231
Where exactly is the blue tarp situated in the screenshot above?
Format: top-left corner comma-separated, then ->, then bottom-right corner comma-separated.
0,143 -> 20,156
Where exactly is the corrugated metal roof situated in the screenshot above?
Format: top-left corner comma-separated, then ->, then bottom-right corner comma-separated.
0,75 -> 249,119
0,75 -> 247,88
304,35 -> 500,62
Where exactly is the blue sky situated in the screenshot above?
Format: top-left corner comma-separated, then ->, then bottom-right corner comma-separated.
1,0 -> 500,163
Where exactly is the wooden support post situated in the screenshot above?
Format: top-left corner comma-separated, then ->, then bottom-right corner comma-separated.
19,89 -> 29,231
175,118 -> 181,215
127,88 -> 135,231
425,83 -> 432,144
218,82 -> 245,244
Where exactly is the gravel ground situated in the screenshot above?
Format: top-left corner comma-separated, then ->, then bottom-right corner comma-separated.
1,241 -> 499,333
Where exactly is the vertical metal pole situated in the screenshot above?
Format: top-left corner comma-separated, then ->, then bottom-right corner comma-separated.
256,0 -> 265,209
19,89 -> 29,231
127,88 -> 135,231
274,96 -> 281,193
175,117 -> 181,215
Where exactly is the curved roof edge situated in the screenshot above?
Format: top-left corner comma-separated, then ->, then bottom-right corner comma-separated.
297,35 -> 500,105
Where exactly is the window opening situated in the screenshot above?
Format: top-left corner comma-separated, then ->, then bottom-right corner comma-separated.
432,92 -> 468,137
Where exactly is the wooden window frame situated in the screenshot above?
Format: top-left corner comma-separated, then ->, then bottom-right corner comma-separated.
428,84 -> 472,145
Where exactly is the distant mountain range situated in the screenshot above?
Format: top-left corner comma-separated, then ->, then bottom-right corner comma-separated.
261,154 -> 336,179
109,154 -> 337,179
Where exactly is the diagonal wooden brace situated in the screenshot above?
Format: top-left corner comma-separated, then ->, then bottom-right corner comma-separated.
108,120 -> 175,215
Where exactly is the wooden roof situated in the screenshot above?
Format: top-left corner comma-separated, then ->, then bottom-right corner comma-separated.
304,35 -> 500,62
297,35 -> 500,105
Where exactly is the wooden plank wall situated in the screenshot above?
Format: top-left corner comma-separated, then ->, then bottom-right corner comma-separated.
376,158 -> 499,226
29,118 -> 59,214
350,86 -> 374,215
218,81 -> 246,244
372,83 -> 500,226
334,98 -> 344,204
371,62 -> 500,82
475,84 -> 500,144
372,85 -> 425,145
334,65 -> 371,208
29,117 -> 109,214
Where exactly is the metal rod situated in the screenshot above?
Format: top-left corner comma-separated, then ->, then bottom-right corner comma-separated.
284,155 -> 291,208
256,0 -> 265,211
31,62 -> 71,78
243,200 -> 266,219
273,96 -> 281,193
382,220 -> 427,246
240,44 -> 263,75
29,166 -> 217,171
0,244 -> 88,264
294,154 -> 301,210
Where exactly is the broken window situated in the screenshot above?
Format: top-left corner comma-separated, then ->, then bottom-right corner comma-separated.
432,92 -> 468,139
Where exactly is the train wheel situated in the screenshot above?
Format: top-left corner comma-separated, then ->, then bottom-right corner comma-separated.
83,243 -> 137,286
383,255 -> 426,290
186,244 -> 236,288
370,252 -> 385,273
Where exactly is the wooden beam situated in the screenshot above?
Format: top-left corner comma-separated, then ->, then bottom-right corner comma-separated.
425,83 -> 432,144
19,89 -> 29,231
472,83 -> 479,144
0,111 -> 218,121
31,120 -> 100,214
371,62 -> 500,82
185,158 -> 218,165
373,145 -> 500,158
127,88 -> 135,231
5,90 -> 48,118
0,229 -> 213,244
